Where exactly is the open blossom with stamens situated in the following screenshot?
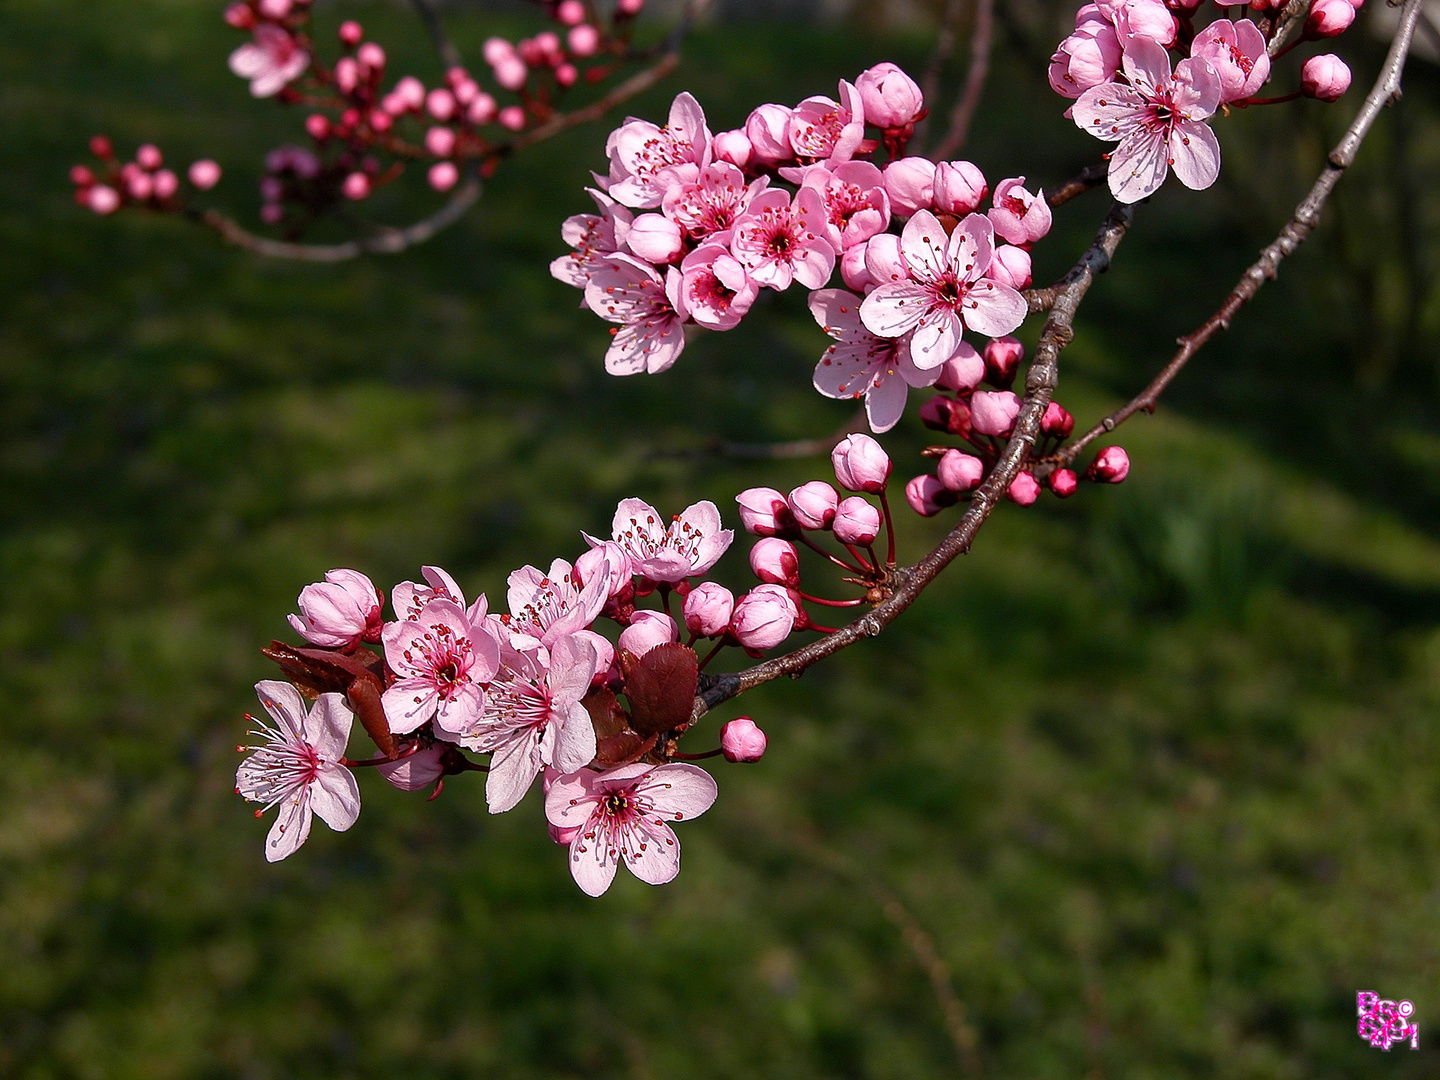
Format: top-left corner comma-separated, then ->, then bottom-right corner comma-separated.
803,161 -> 891,252
1190,18 -> 1270,103
596,497 -> 733,583
730,187 -> 836,292
465,635 -> 599,813
675,241 -> 759,331
504,557 -> 610,650
606,92 -> 712,209
660,162 -> 768,242
584,254 -> 687,375
545,762 -> 718,896
228,24 -> 309,98
381,598 -> 502,736
551,188 -> 633,290
787,81 -> 866,164
810,288 -> 940,433
236,681 -> 360,862
393,565 -> 485,623
1072,37 -> 1222,204
859,211 -> 1027,369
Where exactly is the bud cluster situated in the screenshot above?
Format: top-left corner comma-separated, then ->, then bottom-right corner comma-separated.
70,136 -> 221,217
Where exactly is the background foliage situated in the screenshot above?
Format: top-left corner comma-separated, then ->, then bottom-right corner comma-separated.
2,1 -> 1440,1077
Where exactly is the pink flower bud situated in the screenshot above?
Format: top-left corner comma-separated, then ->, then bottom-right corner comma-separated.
750,537 -> 800,586
425,126 -> 456,158
1307,0 -> 1354,36
568,23 -> 601,57
1041,401 -> 1074,437
745,104 -> 794,166
936,342 -> 985,392
335,57 -> 360,94
426,87 -> 456,121
720,717 -> 768,762
626,213 -> 685,264
305,113 -> 331,141
534,31 -> 562,63
711,129 -> 752,168
831,433 -> 892,493
377,745 -> 446,791
258,0 -> 293,19
393,75 -> 425,111
428,161 -> 460,191
883,157 -> 937,217
126,171 -> 153,201
933,160 -> 988,215
152,169 -> 179,200
225,3 -> 256,29
493,57 -> 528,92
288,568 -> 383,649
1049,468 -> 1078,497
937,449 -> 984,492
736,487 -> 797,537
136,143 -> 163,171
483,37 -> 515,65
467,93 -> 498,124
731,584 -> 797,651
555,63 -> 578,87
618,0 -> 645,15
1120,0 -> 1178,45
369,109 -> 394,134
577,540 -> 633,598
618,610 -> 679,657
342,172 -> 371,200
983,335 -> 1024,388
684,581 -> 735,637
971,390 -> 1021,437
855,62 -> 924,128
832,497 -> 881,545
988,245 -> 1033,290
863,232 -> 906,285
905,474 -> 951,517
338,20 -> 363,47
557,0 -> 587,26
87,184 -> 121,215
498,105 -> 527,131
357,42 -> 386,70
260,203 -> 283,224
788,481 -> 839,530
188,159 -> 222,190
1007,471 -> 1040,506
841,243 -> 876,291
1302,53 -> 1352,100
517,37 -> 544,67
919,395 -> 971,436
989,177 -> 1051,246
89,135 -> 113,159
70,165 -> 95,187
452,72 -> 478,101
1087,445 -> 1130,483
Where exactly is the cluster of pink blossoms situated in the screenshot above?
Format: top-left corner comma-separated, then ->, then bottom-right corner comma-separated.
73,0 -> 652,224
553,63 -> 1053,434
1052,0 -> 1362,202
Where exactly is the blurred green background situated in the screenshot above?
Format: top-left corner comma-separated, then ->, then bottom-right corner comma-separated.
3,1 -> 1440,1076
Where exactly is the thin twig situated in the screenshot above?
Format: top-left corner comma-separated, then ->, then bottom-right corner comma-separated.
932,0 -> 996,159
1267,0 -> 1313,57
693,203 -> 1134,723
647,408 -> 867,462
1047,160 -> 1109,208
409,0 -> 461,70
501,52 -> 681,155
915,0 -> 968,149
1048,0 -> 1424,473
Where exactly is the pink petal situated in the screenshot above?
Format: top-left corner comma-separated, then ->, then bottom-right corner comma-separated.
898,210 -> 950,284
552,700 -> 599,774
864,373 -> 909,433
907,309 -> 962,370
860,282 -> 929,338
635,762 -> 718,820
303,693 -> 355,761
1071,83 -> 1148,143
264,788 -> 312,862
1108,130 -> 1170,204
433,681 -> 486,738
1168,120 -> 1221,191
622,819 -> 682,885
255,680 -> 308,739
548,634 -> 598,706
568,819 -> 621,896
546,770 -> 601,828
309,763 -> 361,832
381,679 -> 439,734
961,280 -> 1028,339
809,287 -> 867,339
486,731 -> 544,813
792,240 -> 837,290
1121,37 -> 1172,98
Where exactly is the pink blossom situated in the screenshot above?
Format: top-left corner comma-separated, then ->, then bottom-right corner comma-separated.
735,487 -> 796,537
376,745 -> 446,791
338,20 -> 363,47
988,245 -> 1033,290
711,129 -> 752,168
937,342 -> 985,391
468,635 -> 600,813
626,213 -> 685,264
745,104 -> 795,167
1302,54 -> 1352,101
393,565 -> 482,623
803,161 -> 891,251
618,610 -> 679,657
859,211 -> 1028,369
1308,0 -> 1355,36
840,244 -> 876,291
684,581 -> 734,637
289,568 -> 384,650
583,254 -> 687,375
236,681 -> 360,862
984,335 -> 1025,386
787,81 -> 867,163
1007,472 -> 1040,505
427,87 -> 457,121
831,433 -> 892,492
545,762 -> 717,896
1041,401 -> 1074,437
662,162 -> 768,241
750,537 -> 800,586
188,160 -> 222,189
864,233 -> 907,286
606,92 -> 712,209
720,717 -> 767,763
1050,468 -> 1079,497
1049,10 -> 1122,99
971,390 -> 1022,436
988,177 -> 1052,247
1097,0 -> 1177,45
730,188 -> 836,291
905,474 -> 950,517
229,24 -> 309,98
731,584 -> 797,650
342,172 -> 371,201
504,557 -> 610,650
604,497 -> 733,583
576,541 -> 633,601
551,187 -> 634,290
810,288 -> 940,433
934,161 -> 989,215
832,497 -> 881,546
381,598 -> 502,736
937,449 -> 984,492
1087,445 -> 1131,483
674,241 -> 759,331
429,162 -> 459,192
789,481 -> 839,530
855,62 -> 923,128
1072,37 -> 1222,204
883,157 -> 937,217
425,125 -> 456,158
1190,18 -> 1270,103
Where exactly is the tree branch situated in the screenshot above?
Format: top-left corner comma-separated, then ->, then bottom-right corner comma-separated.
692,203 -> 1134,723
1047,160 -> 1109,208
932,0 -> 996,160
915,0 -> 968,150
409,0 -> 461,71
1048,0 -> 1424,472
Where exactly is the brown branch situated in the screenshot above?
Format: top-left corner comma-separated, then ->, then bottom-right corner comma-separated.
647,408 -> 867,462
915,0 -> 968,149
409,0 -> 461,71
932,0 -> 996,159
1048,0 -> 1424,473
693,202 -> 1134,723
1047,160 -> 1109,208
1267,0 -> 1313,57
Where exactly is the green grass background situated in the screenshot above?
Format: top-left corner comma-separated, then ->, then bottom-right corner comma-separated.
2,1 -> 1439,1076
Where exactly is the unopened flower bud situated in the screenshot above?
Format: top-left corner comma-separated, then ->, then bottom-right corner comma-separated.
225,2 -> 256,29
425,125 -> 456,158
126,171 -> 153,201
1086,445 -> 1130,483
1007,471 -> 1040,506
905,474 -> 951,517
731,584 -> 797,651
841,242 -> 876,291
89,135 -> 113,159
428,162 -> 460,191
684,581 -> 734,637
377,746 -> 446,791
152,169 -> 179,200
426,87 -> 456,121
936,342 -> 984,392
720,717 -> 768,763
335,57 -> 360,94
919,394 -> 971,436
1302,53 -> 1351,100
1307,0 -> 1354,37
855,62 -> 924,128
576,540 -> 632,598
258,0 -> 293,19
498,105 -> 527,131
750,537 -> 800,586
483,37 -> 515,65
788,481 -> 839,530
832,497 -> 881,545
863,232 -> 907,285
188,159 -> 222,190
1048,468 -> 1078,498
937,449 -> 984,492
618,0 -> 645,13
70,165 -> 95,188
989,177 -> 1051,247
289,568 -> 383,649
87,184 -> 121,215
533,31 -> 562,64
357,42 -> 386,70
983,335 -> 1024,387
988,244 -> 1032,289
342,171 -> 371,200
305,113 -> 331,141
493,57 -> 528,92
392,75 -> 424,111
711,129 -> 752,169
555,64 -> 578,87
1041,401 -> 1073,437
745,104 -> 794,166
831,433 -> 891,493
736,487 -> 797,537
883,157 -> 936,217
933,160 -> 988,215
970,390 -> 1021,437
338,20 -> 363,47
136,143 -> 163,171
618,610 -> 679,657
557,0 -> 587,26
568,23 -> 601,57
626,213 -> 685,264
467,93 -> 498,124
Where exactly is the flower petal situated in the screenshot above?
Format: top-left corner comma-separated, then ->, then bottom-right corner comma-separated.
486,731 -> 544,813
264,788 -> 312,862
634,762 -> 718,820
622,819 -> 682,885
309,763 -> 361,832
1168,120 -> 1221,192
304,693 -> 354,762
961,280 -> 1028,339
568,819 -> 620,896
860,282 -> 930,338
255,680 -> 308,740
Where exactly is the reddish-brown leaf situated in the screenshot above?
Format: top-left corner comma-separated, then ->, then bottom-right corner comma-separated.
622,642 -> 699,737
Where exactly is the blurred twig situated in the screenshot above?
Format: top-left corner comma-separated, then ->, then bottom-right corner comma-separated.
916,0 -> 967,149
932,0 -> 996,159
410,0 -> 461,70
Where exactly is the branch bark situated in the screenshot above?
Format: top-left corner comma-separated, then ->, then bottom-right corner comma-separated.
932,0 -> 996,159
1049,0 -> 1424,472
